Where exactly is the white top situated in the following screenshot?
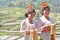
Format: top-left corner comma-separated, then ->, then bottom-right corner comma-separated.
37,15 -> 54,31
20,18 -> 37,32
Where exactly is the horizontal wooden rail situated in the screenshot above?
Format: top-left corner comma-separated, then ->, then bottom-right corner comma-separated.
0,30 -> 60,35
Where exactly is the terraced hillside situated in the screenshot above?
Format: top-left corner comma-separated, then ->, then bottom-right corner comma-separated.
0,7 -> 60,40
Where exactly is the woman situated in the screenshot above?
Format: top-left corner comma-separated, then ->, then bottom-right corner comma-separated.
20,9 -> 37,40
37,2 -> 56,40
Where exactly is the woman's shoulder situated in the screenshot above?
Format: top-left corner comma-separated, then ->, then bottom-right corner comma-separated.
37,17 -> 43,24
21,19 -> 27,25
38,16 -> 43,21
37,16 -> 46,24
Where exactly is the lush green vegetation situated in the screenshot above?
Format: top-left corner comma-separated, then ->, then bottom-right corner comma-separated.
0,0 -> 60,40
0,0 -> 60,13
0,7 -> 60,32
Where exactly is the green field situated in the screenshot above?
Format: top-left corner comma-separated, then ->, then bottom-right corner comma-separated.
0,7 -> 60,40
0,0 -> 60,40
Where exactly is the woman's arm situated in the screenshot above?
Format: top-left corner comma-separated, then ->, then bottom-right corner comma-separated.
20,21 -> 27,31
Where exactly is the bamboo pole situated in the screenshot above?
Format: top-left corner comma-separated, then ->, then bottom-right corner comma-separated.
30,29 -> 37,40
50,24 -> 55,40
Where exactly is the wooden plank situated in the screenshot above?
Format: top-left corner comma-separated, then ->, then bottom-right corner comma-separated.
0,35 -> 11,40
0,30 -> 20,33
17,37 -> 24,40
55,35 -> 60,40
0,30 -> 60,35
7,36 -> 20,40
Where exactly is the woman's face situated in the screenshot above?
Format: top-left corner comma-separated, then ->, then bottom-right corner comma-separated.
43,8 -> 50,17
28,13 -> 35,20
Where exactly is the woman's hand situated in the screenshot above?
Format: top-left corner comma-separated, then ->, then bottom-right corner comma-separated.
41,23 -> 56,32
41,23 -> 50,29
51,23 -> 56,29
41,23 -> 51,32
